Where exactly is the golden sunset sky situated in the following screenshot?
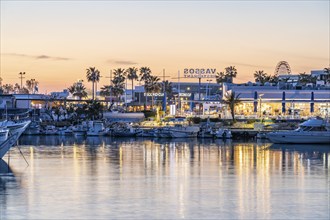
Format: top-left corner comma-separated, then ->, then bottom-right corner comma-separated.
1,1 -> 329,93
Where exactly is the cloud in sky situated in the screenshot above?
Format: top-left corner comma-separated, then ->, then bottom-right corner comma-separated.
107,59 -> 138,66
4,53 -> 71,61
224,62 -> 271,69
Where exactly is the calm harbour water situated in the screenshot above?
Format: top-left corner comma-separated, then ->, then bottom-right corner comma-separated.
0,136 -> 329,219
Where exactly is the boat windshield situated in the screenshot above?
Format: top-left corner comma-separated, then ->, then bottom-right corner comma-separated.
298,125 -> 327,131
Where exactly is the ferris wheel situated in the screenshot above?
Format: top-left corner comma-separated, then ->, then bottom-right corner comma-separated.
274,61 -> 291,75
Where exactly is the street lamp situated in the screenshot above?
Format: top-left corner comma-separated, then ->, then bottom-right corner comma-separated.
19,72 -> 26,89
206,79 -> 212,99
259,94 -> 264,119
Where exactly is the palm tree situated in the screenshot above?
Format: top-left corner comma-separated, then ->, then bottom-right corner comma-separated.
225,66 -> 238,83
324,67 -> 330,74
68,82 -> 88,100
223,91 -> 241,121
215,71 -> 227,84
100,85 -> 111,97
254,70 -> 267,84
85,100 -> 103,120
86,67 -> 100,100
139,67 -> 152,110
111,69 -> 126,102
126,67 -> 139,101
25,79 -> 38,93
163,80 -> 173,99
299,73 -> 316,86
3,84 -> 14,94
14,83 -> 20,93
324,67 -> 330,83
146,75 -> 161,109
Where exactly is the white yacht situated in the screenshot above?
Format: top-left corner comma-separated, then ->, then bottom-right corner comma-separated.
214,128 -> 232,139
267,117 -> 330,144
169,124 -> 200,138
0,128 -> 9,144
86,121 -> 107,136
72,122 -> 88,136
0,120 -> 31,159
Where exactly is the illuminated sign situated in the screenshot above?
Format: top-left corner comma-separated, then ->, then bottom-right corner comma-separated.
144,93 -> 164,97
184,68 -> 216,78
179,93 -> 191,97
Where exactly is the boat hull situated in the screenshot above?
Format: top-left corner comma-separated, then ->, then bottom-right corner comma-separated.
267,132 -> 330,144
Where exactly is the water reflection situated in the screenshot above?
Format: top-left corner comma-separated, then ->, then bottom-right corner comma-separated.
4,136 -> 330,219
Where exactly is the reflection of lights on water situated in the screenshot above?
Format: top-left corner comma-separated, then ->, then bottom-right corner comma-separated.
29,146 -> 34,159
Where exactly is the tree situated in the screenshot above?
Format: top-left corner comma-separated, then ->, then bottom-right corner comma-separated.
26,79 -> 38,93
215,71 -> 228,84
146,75 -> 161,109
225,66 -> 237,83
163,80 -> 173,99
139,67 -> 152,110
68,82 -> 88,100
126,67 -> 139,101
299,73 -> 316,86
324,67 -> 330,74
223,91 -> 241,121
324,67 -> 330,83
86,67 -> 101,100
14,83 -> 21,93
111,68 -> 126,102
2,84 -> 14,94
85,100 -> 103,120
100,85 -> 111,97
254,70 -> 267,84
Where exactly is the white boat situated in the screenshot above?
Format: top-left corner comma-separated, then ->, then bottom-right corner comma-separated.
86,121 -> 107,136
214,128 -> 232,139
267,117 -> 330,144
56,127 -> 73,136
23,121 -> 41,135
169,125 -> 200,138
154,127 -> 172,138
43,125 -> 58,135
72,124 -> 88,136
0,120 -> 30,159
0,128 -> 9,144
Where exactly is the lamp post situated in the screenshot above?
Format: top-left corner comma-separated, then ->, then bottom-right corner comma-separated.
19,72 -> 26,89
259,94 -> 264,119
206,79 -> 212,99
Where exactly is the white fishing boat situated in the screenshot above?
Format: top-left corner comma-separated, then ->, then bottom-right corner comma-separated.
169,125 -> 200,138
86,121 -> 107,136
154,127 -> 172,138
43,125 -> 58,135
214,128 -> 232,139
267,117 -> 330,144
72,124 -> 88,136
56,126 -> 73,136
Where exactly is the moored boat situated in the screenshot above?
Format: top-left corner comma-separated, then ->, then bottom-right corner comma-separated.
0,120 -> 30,159
214,128 -> 232,139
86,121 -> 107,136
169,124 -> 200,138
267,117 -> 330,144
